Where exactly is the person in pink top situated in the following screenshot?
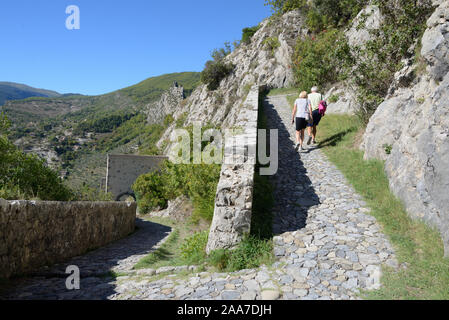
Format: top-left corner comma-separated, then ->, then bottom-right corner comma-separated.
307,86 -> 323,145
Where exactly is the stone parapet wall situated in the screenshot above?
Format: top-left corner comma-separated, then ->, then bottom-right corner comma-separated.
206,86 -> 259,253
0,199 -> 136,279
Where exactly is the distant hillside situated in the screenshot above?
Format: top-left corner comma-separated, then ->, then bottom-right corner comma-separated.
0,82 -> 61,106
2,72 -> 200,125
4,71 -> 201,190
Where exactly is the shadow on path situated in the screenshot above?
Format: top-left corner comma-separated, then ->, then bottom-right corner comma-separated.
314,127 -> 358,149
262,95 -> 320,235
1,218 -> 171,300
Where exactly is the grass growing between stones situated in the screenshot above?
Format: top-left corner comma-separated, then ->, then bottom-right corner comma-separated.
317,114 -> 449,300
133,217 -> 209,271
207,172 -> 276,272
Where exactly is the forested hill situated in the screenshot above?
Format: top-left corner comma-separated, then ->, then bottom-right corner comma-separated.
2,72 -> 200,126
0,82 -> 61,106
2,72 -> 200,190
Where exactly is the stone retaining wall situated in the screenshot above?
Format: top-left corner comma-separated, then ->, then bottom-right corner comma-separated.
0,199 -> 136,279
206,85 -> 260,253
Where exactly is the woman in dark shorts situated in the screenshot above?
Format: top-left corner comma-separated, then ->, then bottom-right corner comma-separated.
291,91 -> 313,151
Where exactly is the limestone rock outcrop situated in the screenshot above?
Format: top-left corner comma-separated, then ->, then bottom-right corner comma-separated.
324,85 -> 359,115
325,5 -> 384,115
145,81 -> 185,125
155,10 -> 307,152
361,1 -> 449,256
346,5 -> 383,49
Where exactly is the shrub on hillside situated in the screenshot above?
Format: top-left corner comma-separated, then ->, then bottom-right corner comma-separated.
241,25 -> 260,44
200,60 -> 234,91
265,0 -> 364,32
200,43 -> 235,91
208,236 -> 274,272
180,230 -> 209,264
293,28 -> 352,91
351,0 -> 434,123
133,161 -> 220,221
264,0 -> 306,14
263,36 -> 281,56
0,113 -> 73,201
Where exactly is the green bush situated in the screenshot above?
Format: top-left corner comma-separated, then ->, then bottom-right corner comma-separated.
208,236 -> 274,272
180,230 -> 209,264
72,184 -> 113,201
265,0 -> 363,31
241,25 -> 260,44
201,60 -> 234,91
200,43 -> 234,91
133,161 -> 220,220
264,0 -> 306,14
133,169 -> 168,212
263,36 -> 281,56
0,114 -> 73,201
328,94 -> 340,103
293,28 -> 352,91
75,112 -> 135,134
351,0 -> 434,123
176,112 -> 188,128
164,114 -> 174,127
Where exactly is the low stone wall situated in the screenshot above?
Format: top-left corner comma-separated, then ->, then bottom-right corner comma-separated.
206,85 -> 259,253
0,199 -> 136,279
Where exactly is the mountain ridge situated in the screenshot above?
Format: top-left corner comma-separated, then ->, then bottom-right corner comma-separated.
0,81 -> 61,106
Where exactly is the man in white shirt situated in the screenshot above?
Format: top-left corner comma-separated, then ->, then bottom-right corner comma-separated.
307,86 -> 323,145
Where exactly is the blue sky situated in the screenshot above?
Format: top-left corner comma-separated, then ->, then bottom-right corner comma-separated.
0,1 -> 271,95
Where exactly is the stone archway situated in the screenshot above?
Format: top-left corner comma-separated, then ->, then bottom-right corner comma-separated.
116,192 -> 136,202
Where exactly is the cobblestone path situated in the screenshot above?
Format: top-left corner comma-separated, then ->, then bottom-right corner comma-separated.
1,95 -> 398,300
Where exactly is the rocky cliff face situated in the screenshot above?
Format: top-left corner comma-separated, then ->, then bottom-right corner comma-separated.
154,10 -> 307,151
361,1 -> 449,256
145,81 -> 185,125
325,5 -> 384,115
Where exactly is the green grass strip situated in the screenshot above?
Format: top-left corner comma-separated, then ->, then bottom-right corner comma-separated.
317,114 -> 449,300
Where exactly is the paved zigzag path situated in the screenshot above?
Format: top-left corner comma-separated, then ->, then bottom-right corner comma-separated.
1,219 -> 171,300
1,95 -> 398,300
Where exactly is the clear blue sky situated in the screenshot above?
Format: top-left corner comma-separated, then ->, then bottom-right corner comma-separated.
0,1 -> 271,95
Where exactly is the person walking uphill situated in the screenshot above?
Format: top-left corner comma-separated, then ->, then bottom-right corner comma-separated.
307,86 -> 323,145
292,91 -> 313,151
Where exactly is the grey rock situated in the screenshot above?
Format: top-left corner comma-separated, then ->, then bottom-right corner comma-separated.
241,291 -> 257,300
243,280 -> 260,292
274,247 -> 286,257
261,290 -> 280,300
280,275 -> 294,285
361,0 -> 449,257
221,290 -> 241,300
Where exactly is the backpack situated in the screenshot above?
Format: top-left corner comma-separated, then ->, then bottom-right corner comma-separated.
318,99 -> 327,116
